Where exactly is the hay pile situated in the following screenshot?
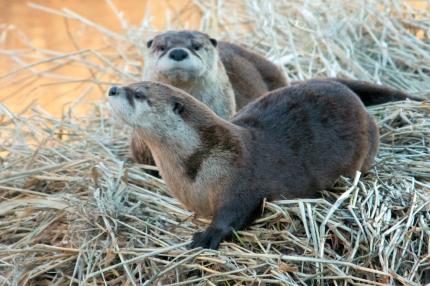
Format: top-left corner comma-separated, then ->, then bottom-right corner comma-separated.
1,1 -> 429,285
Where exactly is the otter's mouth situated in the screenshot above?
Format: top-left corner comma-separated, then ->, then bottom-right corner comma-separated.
166,67 -> 191,73
161,68 -> 200,82
161,65 -> 195,73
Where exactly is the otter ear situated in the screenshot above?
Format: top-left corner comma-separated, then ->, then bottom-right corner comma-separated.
146,39 -> 153,48
173,101 -> 184,114
209,38 -> 217,47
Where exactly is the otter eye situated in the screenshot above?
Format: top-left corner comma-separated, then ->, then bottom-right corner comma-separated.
192,43 -> 202,51
158,45 -> 166,52
146,39 -> 153,48
173,101 -> 184,114
134,93 -> 146,100
209,38 -> 217,47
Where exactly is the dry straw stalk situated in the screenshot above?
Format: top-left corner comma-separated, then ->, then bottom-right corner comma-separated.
0,0 -> 429,285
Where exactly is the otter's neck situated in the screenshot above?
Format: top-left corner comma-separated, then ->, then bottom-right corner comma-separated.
191,63 -> 236,119
145,62 -> 236,119
136,118 -> 245,216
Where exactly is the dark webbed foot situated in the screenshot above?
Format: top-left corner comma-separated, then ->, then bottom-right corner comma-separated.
188,196 -> 263,250
189,226 -> 231,250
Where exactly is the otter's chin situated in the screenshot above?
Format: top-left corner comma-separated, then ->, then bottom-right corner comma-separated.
166,71 -> 196,82
160,68 -> 203,83
108,99 -> 134,126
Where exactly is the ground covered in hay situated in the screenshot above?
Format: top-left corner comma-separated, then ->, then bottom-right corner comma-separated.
1,1 -> 430,285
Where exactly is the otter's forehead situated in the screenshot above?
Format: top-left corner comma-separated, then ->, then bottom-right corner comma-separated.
125,81 -> 187,100
154,30 -> 210,46
124,83 -> 148,95
127,81 -> 170,92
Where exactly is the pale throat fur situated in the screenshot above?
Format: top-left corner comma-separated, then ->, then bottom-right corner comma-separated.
135,109 -> 244,218
142,38 -> 235,119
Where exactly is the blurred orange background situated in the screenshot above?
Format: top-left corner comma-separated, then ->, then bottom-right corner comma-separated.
0,0 -> 203,116
1,0 -> 201,51
0,0 -> 428,116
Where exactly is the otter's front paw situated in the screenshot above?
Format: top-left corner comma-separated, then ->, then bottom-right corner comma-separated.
189,226 -> 230,250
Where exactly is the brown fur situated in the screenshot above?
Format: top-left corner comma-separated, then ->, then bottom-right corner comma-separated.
185,124 -> 243,180
144,30 -> 287,116
133,30 -> 421,168
133,31 -> 286,166
130,129 -> 154,165
291,78 -> 424,106
108,79 -> 380,249
143,30 -> 423,112
218,41 -> 287,108
132,30 -> 422,169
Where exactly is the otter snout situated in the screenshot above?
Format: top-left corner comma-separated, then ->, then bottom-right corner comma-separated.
169,48 -> 189,61
108,85 -> 138,126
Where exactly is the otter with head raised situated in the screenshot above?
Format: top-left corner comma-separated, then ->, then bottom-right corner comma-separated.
108,80 -> 379,249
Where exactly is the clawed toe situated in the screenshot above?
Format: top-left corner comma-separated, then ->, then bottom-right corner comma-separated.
189,226 -> 229,250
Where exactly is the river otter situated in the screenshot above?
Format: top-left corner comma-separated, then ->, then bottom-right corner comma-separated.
108,80 -> 379,249
133,30 -> 421,166
143,30 -> 422,112
143,30 -> 287,117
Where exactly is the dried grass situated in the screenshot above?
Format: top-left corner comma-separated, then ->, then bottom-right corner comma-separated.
0,0 -> 429,285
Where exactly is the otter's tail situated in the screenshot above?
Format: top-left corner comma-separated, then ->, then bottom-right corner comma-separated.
328,78 -> 424,106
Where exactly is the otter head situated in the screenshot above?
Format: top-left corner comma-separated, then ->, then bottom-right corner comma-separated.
108,81 -> 214,145
144,30 -> 218,84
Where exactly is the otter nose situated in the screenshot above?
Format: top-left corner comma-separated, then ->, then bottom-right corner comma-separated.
109,86 -> 120,96
169,49 -> 189,61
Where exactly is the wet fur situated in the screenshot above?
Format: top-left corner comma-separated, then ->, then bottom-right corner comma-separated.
109,80 -> 379,249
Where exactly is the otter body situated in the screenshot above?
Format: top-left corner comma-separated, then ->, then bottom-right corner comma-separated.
108,80 -> 379,249
133,30 -> 421,166
132,30 -> 286,165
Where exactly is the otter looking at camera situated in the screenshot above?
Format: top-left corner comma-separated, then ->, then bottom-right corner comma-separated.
142,30 -> 288,118
109,80 -> 379,249
142,30 -> 422,114
143,30 -> 236,119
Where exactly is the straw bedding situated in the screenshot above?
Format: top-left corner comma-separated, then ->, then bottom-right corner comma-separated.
0,1 -> 429,285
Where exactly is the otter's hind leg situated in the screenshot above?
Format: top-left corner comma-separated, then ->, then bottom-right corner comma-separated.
189,195 -> 262,250
361,116 -> 379,173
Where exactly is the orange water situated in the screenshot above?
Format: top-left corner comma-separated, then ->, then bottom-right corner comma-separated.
0,0 -> 202,116
1,0 -> 427,117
